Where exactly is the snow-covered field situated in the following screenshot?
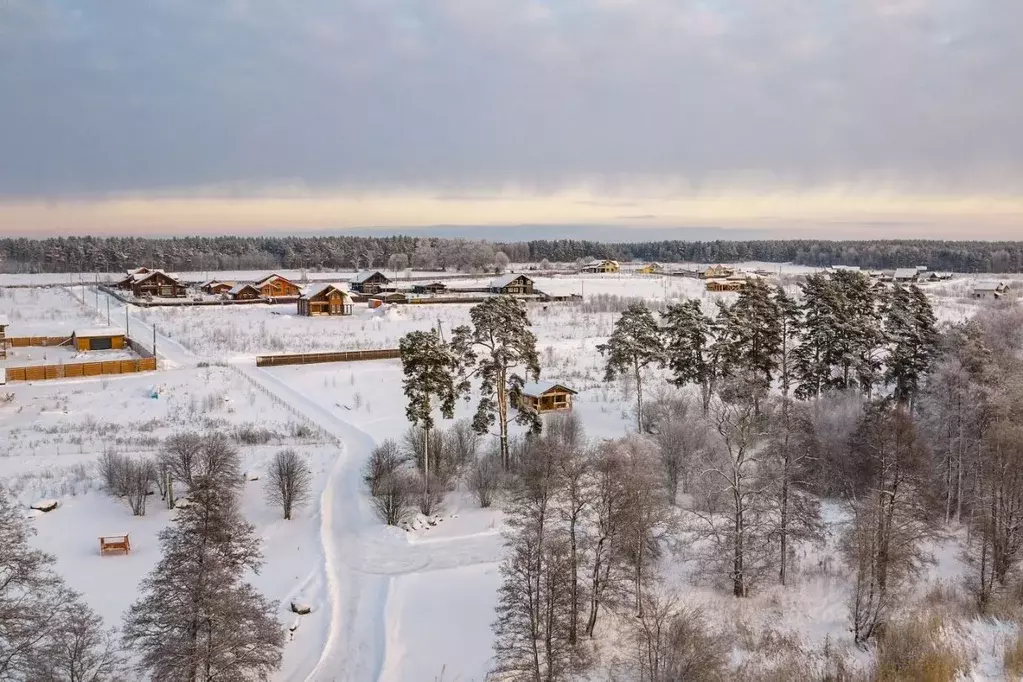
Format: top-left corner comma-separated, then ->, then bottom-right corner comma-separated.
0,268 -> 1017,680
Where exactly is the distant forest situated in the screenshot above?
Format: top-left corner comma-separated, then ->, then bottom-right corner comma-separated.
1,235 -> 1022,274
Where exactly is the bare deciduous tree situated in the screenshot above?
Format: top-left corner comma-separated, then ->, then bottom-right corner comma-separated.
363,439 -> 405,497
124,457 -> 156,517
160,431 -> 203,489
371,472 -> 417,526
265,449 -> 313,520
631,592 -> 729,682
468,454 -> 502,508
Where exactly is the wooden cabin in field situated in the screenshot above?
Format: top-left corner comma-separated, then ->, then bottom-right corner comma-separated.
893,268 -> 919,282
637,263 -> 663,274
350,271 -> 392,295
228,283 -> 262,301
72,328 -> 126,351
201,280 -> 234,295
117,269 -> 186,298
972,281 -> 1008,299
580,259 -> 620,274
298,283 -> 354,316
255,274 -> 301,299
518,381 -> 577,414
368,291 -> 407,307
412,281 -> 447,295
490,273 -> 535,295
700,265 -> 734,279
706,279 -> 745,292
0,314 -> 8,359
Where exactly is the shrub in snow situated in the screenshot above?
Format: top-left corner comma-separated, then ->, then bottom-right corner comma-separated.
363,440 -> 404,497
370,471 -> 416,527
467,455 -> 502,509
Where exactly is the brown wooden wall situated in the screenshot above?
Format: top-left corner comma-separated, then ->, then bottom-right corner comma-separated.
255,348 -> 400,367
5,357 -> 157,382
7,336 -> 71,347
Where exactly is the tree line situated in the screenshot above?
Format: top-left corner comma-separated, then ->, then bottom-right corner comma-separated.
3,234 -> 1023,274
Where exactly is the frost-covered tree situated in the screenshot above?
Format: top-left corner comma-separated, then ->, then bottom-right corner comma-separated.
122,478 -> 284,679
493,250 -> 511,273
792,273 -> 836,400
399,329 -> 466,502
452,297 -> 541,469
265,449 -> 313,520
662,300 -> 716,413
884,283 -> 938,408
0,488 -> 126,681
599,303 -> 663,430
387,252 -> 409,277
714,279 -> 781,400
773,285 -> 802,397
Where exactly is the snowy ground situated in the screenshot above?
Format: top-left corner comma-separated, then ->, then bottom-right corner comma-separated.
0,269 -> 1017,681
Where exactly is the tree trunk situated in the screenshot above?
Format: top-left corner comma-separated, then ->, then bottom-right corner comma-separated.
634,357 -> 643,432
498,366 -> 510,468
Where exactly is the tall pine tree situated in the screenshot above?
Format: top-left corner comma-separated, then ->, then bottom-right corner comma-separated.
599,303 -> 664,430
662,299 -> 716,413
715,279 -> 782,403
884,283 -> 938,408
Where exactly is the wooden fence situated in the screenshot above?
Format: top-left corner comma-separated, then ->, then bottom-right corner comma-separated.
255,348 -> 400,368
4,357 -> 157,382
6,336 -> 71,348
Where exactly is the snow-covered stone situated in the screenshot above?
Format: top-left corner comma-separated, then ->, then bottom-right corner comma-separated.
290,601 -> 313,615
245,470 -> 260,481
31,499 -> 59,512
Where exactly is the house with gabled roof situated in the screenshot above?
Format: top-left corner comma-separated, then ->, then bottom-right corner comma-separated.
972,281 -> 1008,299
893,268 -> 919,282
350,271 -> 392,295
116,269 -> 186,298
229,283 -> 262,301
298,283 -> 354,316
579,259 -> 620,274
255,273 -> 301,298
517,381 -> 577,414
490,273 -> 534,295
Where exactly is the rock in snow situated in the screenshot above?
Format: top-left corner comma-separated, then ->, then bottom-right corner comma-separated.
31,499 -> 59,512
290,601 -> 313,615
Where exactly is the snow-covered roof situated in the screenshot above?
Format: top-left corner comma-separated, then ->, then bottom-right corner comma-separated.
491,273 -> 532,288
351,270 -> 389,284
256,273 -> 296,286
0,314 -> 9,327
74,327 -> 126,338
520,380 -> 577,397
229,283 -> 259,295
973,281 -> 1005,292
831,265 -> 861,272
132,269 -> 182,284
893,268 -> 918,279
301,283 -> 352,300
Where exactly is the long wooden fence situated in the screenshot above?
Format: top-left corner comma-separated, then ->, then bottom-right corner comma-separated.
6,336 -> 71,348
255,348 -> 400,368
4,357 -> 157,382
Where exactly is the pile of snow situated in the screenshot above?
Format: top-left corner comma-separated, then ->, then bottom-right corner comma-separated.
290,600 -> 313,615
399,513 -> 444,532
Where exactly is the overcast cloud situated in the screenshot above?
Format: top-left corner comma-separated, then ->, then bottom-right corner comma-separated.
1,1 -> 1021,229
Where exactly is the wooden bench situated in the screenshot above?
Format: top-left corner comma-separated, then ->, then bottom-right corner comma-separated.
99,534 -> 130,555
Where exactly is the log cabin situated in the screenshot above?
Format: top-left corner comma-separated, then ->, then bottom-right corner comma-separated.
255,274 -> 302,299
72,328 -> 126,351
350,271 -> 392,295
201,280 -> 234,295
117,269 -> 187,298
412,281 -> 447,295
490,273 -> 535,295
0,314 -> 7,359
229,283 -> 262,301
699,265 -> 734,279
298,283 -> 354,316
518,381 -> 577,414
706,280 -> 745,292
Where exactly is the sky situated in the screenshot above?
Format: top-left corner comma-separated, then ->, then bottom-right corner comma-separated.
1,0 -> 1021,239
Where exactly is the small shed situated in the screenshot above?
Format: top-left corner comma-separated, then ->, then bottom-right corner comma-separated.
229,283 -> 262,301
350,271 -> 392,295
518,381 -> 577,414
0,313 -> 8,359
490,273 -> 535,295
368,291 -> 407,307
412,281 -> 447,295
72,327 -> 126,351
893,268 -> 919,282
298,283 -> 354,316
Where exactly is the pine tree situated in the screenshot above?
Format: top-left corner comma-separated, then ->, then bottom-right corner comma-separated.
122,478 -> 284,680
663,300 -> 716,413
399,329 -> 467,496
884,283 -> 938,408
598,303 -> 664,430
773,286 -> 802,397
792,273 -> 835,400
451,297 -> 541,469
715,279 -> 782,403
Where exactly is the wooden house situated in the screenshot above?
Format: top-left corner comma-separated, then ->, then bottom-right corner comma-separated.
700,265 -> 734,279
706,279 -> 745,292
255,274 -> 301,299
117,269 -> 186,298
0,314 -> 8,359
298,283 -> 354,316
368,291 -> 407,307
412,281 -> 447,295
72,328 -> 126,351
580,259 -> 620,274
972,281 -> 1007,299
893,268 -> 919,282
490,273 -> 535,295
637,263 -> 663,274
228,283 -> 262,301
518,381 -> 577,414
350,271 -> 392,295
201,280 -> 234,295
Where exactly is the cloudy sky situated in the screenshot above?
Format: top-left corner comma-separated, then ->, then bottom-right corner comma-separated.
1,0 -> 1021,238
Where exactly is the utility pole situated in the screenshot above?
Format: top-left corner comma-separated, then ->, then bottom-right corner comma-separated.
106,297 -> 110,325
126,307 -> 130,337
153,325 -> 157,357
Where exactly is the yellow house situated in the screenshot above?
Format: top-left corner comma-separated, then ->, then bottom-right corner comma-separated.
580,259 -> 620,274
700,265 -> 735,279
638,262 -> 663,274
